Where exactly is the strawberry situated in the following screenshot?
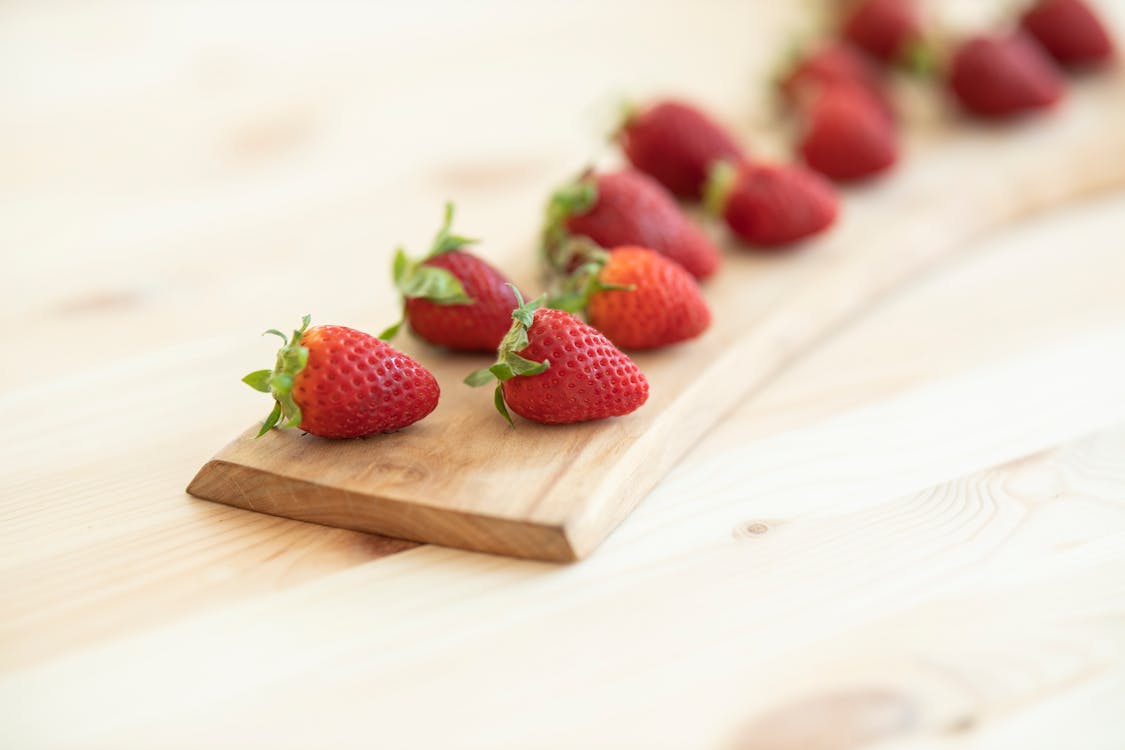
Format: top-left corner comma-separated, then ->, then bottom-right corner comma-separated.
780,41 -> 893,118
948,33 -> 1066,119
543,169 -> 721,280
617,99 -> 748,200
842,0 -> 925,64
243,316 -> 440,439
1021,0 -> 1116,68
704,161 -> 839,248
465,289 -> 649,424
380,203 -> 521,352
799,84 -> 898,182
553,244 -> 711,350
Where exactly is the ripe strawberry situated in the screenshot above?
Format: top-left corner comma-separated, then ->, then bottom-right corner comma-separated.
543,169 -> 721,280
948,33 -> 1066,118
780,41 -> 893,118
1021,0 -> 1116,68
465,289 -> 649,424
617,99 -> 748,200
705,161 -> 839,248
380,202 -> 521,353
244,316 -> 439,439
799,85 -> 898,182
842,0 -> 925,64
553,244 -> 711,350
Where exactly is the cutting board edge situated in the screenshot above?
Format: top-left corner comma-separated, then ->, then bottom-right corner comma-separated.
185,458 -> 580,562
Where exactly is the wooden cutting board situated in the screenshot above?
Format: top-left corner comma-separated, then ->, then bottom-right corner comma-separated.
188,72 -> 1125,562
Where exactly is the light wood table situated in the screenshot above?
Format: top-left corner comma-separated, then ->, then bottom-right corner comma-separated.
4,2 -> 1125,748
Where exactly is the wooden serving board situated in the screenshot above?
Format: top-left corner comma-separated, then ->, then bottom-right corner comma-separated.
188,73 -> 1125,562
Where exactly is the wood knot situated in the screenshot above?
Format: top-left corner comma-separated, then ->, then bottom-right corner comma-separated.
734,520 -> 772,539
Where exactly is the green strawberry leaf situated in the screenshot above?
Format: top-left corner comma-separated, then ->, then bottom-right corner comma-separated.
506,353 -> 549,377
256,402 -> 283,437
397,264 -> 472,305
427,202 -> 479,258
378,318 -> 404,341
464,367 -> 496,387
493,383 -> 513,426
489,362 -> 515,381
242,369 -> 273,393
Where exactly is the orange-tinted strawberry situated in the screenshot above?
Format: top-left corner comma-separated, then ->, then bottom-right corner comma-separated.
1021,0 -> 1116,68
617,99 -> 748,200
244,316 -> 439,439
799,85 -> 898,182
465,289 -> 649,425
381,203 -> 520,352
780,41 -> 893,119
705,161 -> 839,248
553,245 -> 711,350
842,0 -> 925,64
948,33 -> 1066,119
543,169 -> 721,280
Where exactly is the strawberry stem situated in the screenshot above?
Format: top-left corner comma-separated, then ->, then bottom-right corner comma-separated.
541,173 -> 598,274
703,160 -> 739,218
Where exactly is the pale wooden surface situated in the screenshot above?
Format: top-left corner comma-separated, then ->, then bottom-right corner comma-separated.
4,1 -> 1125,748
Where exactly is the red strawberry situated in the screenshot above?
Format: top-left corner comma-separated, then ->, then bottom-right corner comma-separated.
617,99 -> 748,200
799,85 -> 898,182
780,41 -> 893,118
465,289 -> 649,424
554,245 -> 711,350
380,203 -> 520,353
705,161 -> 839,248
948,33 -> 1066,118
243,316 -> 439,439
543,169 -> 721,280
842,0 -> 925,64
1021,0 -> 1116,68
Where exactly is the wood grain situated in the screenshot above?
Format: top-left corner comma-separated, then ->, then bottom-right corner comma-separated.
6,1 -> 1125,746
188,74 -> 1125,561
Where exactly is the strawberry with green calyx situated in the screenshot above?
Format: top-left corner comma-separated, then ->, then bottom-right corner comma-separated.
542,169 -> 721,281
705,160 -> 839,248
551,243 -> 711,351
465,286 -> 649,425
244,315 -> 439,439
380,202 -> 521,353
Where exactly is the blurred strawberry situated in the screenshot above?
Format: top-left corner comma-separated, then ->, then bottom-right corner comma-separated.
1021,0 -> 1116,68
842,0 -> 925,64
799,85 -> 898,182
543,169 -> 721,280
948,33 -> 1066,118
705,161 -> 839,248
780,41 -> 893,119
617,99 -> 748,200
